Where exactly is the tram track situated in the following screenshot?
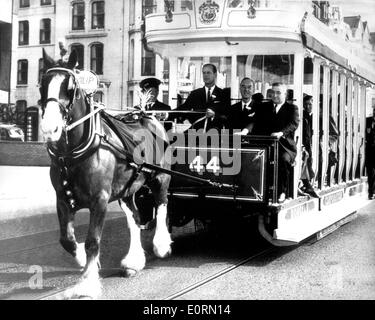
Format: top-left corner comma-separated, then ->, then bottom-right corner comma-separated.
35,245 -> 275,300
162,247 -> 274,300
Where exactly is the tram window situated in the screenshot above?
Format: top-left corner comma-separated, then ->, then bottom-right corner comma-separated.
237,55 -> 294,95
304,57 -> 313,85
177,56 -> 232,92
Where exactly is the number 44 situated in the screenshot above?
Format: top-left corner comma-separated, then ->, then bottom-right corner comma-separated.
189,156 -> 221,175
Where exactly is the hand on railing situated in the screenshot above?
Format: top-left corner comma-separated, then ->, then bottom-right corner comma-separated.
234,128 -> 249,136
206,108 -> 215,119
271,131 -> 283,139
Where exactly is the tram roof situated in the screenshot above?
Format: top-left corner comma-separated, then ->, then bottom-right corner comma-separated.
145,5 -> 375,85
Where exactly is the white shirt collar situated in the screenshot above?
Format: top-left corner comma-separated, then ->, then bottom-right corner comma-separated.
242,100 -> 251,110
275,103 -> 283,114
205,85 -> 215,94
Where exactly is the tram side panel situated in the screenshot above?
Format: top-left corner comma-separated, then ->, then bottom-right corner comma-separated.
168,135 -> 280,225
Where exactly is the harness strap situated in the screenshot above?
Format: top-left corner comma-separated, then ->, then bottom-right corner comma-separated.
66,104 -> 105,131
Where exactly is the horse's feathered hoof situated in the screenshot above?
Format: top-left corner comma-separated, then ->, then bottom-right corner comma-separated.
153,241 -> 172,259
121,268 -> 139,278
61,275 -> 102,300
120,252 -> 146,277
153,234 -> 173,259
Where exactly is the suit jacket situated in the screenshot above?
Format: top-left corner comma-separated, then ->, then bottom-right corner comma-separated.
270,102 -> 300,161
272,102 -> 300,161
366,117 -> 375,165
228,101 -> 257,130
147,100 -> 171,111
251,100 -> 274,135
302,110 -> 313,155
178,86 -> 229,129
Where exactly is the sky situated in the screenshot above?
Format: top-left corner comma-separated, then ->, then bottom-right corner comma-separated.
329,0 -> 375,31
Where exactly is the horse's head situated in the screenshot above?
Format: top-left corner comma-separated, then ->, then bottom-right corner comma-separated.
40,49 -> 79,142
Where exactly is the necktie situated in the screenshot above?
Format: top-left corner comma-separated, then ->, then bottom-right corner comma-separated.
207,88 -> 211,103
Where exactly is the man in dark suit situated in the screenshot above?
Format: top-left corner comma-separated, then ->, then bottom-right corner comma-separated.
178,63 -> 229,131
365,107 -> 375,199
228,77 -> 258,132
139,77 -> 171,115
300,95 -> 319,197
269,82 -> 300,203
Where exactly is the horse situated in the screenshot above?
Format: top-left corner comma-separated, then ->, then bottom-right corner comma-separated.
40,49 -> 172,299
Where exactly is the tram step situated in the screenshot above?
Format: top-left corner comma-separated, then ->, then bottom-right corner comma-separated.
273,195 -> 371,243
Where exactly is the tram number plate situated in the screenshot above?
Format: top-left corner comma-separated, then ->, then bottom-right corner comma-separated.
189,155 -> 220,175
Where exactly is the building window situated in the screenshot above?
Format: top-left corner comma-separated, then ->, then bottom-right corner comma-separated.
129,0 -> 135,25
41,0 -> 52,5
90,43 -> 103,75
129,39 -> 134,79
38,58 -> 44,84
20,0 -> 30,8
17,60 -> 28,85
72,2 -> 85,30
128,90 -> 134,108
141,45 -> 155,76
142,0 -> 157,18
181,0 -> 193,11
165,0 -> 175,12
70,44 -> 84,70
19,21 -> 29,45
40,19 -> 51,44
92,1 -> 105,29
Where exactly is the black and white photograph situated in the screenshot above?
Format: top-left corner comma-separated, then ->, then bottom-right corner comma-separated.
0,0 -> 374,307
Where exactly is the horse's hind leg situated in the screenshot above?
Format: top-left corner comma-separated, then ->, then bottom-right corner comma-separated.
57,199 -> 86,268
150,174 -> 172,258
119,199 -> 145,277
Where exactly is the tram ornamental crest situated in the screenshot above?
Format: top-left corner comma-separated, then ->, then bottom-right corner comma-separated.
199,0 -> 220,24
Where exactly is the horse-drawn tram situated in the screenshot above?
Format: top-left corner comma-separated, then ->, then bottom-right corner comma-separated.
35,0 -> 375,299
142,0 -> 375,245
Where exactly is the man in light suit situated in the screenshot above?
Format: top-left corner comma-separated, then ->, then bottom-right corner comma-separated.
269,82 -> 300,203
178,63 -> 229,130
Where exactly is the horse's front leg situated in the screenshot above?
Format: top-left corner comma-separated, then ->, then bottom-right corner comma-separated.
153,203 -> 172,258
119,199 -> 146,277
63,191 -> 109,300
56,198 -> 86,268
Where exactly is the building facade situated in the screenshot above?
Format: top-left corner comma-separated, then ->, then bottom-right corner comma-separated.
5,0 -> 375,141
0,0 -> 13,104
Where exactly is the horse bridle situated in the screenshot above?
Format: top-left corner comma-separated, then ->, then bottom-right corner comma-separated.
43,67 -> 105,151
42,67 -> 80,120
